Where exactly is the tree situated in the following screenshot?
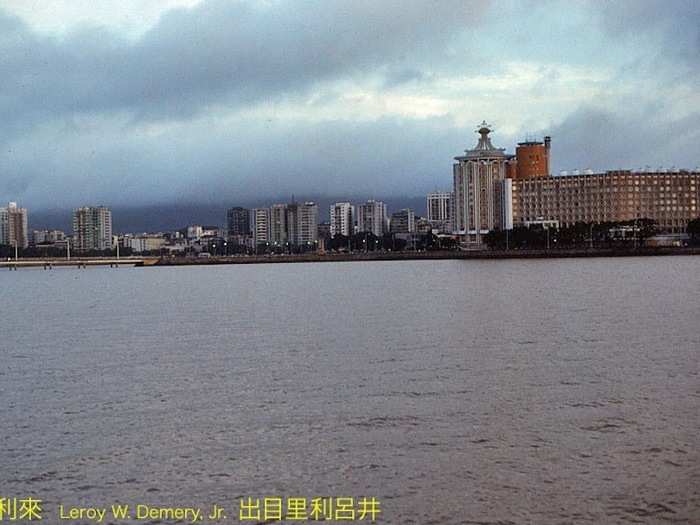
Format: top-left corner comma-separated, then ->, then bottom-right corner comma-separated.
634,218 -> 657,246
688,217 -> 700,245
327,234 -> 350,252
483,229 -> 507,249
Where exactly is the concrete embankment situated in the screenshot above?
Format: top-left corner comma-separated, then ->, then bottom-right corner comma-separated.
4,248 -> 697,270
153,247 -> 700,266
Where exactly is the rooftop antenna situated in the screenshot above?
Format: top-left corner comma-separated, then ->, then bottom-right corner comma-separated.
474,120 -> 496,150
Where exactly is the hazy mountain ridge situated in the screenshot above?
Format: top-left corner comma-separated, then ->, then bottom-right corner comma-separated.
28,196 -> 428,233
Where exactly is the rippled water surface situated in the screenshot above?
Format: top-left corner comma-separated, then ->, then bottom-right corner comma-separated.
1,257 -> 699,524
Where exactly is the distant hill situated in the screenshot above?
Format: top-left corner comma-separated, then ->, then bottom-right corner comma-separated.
28,196 -> 429,233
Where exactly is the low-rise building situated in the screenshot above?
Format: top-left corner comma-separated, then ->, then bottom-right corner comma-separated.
123,234 -> 167,253
390,209 -> 416,233
32,229 -> 65,246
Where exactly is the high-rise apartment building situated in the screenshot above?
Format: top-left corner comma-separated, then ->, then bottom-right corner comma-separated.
285,202 -> 319,246
226,207 -> 251,237
72,206 -> 113,252
426,191 -> 454,232
293,202 -> 319,246
390,208 -> 416,233
0,202 -> 29,248
286,203 -> 299,245
317,222 -> 331,241
0,208 -> 7,247
253,208 -> 270,245
453,122 -> 513,243
269,204 -> 288,245
330,202 -> 355,237
255,202 -> 319,248
356,200 -> 387,237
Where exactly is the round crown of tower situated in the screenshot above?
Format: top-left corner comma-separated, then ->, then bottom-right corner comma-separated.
455,120 -> 510,161
476,121 -> 496,150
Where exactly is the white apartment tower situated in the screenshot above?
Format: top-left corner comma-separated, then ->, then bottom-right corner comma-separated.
72,206 -> 113,252
426,191 -> 454,233
293,202 -> 319,246
329,202 -> 355,237
356,200 -> 387,237
253,208 -> 270,244
0,202 -> 29,249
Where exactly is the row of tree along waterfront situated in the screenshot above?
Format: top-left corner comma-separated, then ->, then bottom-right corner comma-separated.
3,218 -> 700,259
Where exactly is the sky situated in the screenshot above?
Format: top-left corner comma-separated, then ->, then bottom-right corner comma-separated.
1,0 -> 699,213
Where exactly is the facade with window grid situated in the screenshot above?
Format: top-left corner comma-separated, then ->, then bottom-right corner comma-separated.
511,170 -> 700,233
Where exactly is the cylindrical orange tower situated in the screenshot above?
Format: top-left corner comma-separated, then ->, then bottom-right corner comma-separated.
515,138 -> 550,179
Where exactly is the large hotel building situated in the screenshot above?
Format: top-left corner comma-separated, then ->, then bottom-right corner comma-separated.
453,122 -> 514,243
511,170 -> 699,233
453,123 -> 699,243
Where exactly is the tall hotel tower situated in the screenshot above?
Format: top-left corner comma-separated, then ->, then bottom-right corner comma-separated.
453,122 -> 513,244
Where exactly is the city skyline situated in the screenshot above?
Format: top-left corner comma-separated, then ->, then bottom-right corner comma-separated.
6,122 -> 700,238
1,1 -> 698,212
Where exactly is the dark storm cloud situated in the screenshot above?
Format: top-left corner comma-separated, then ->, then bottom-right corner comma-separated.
1,0 -> 699,216
1,114 -> 471,209
547,106 -> 700,174
595,0 -> 700,71
0,0 -> 482,129
539,0 -> 700,174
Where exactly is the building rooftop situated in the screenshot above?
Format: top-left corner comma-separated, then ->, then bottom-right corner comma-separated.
455,121 -> 512,161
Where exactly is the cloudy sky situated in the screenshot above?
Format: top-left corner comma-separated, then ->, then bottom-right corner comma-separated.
1,0 -> 698,211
